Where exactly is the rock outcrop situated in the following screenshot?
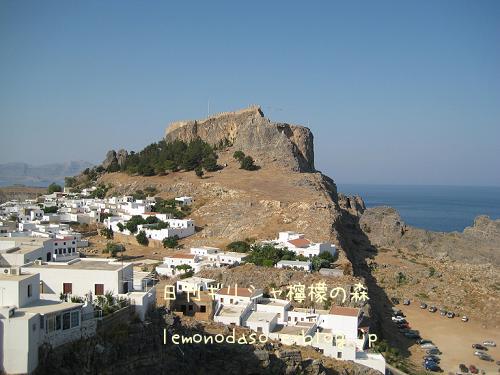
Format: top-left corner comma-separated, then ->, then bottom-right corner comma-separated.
102,149 -> 128,170
359,207 -> 500,265
164,106 -> 315,172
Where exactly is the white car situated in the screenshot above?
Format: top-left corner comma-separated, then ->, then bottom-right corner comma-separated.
483,340 -> 496,347
421,343 -> 437,349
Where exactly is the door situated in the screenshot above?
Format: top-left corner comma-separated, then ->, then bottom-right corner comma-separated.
95,284 -> 104,296
63,283 -> 72,294
46,252 -> 52,261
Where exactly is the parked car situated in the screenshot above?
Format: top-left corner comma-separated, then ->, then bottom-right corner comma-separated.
469,365 -> 478,374
424,362 -> 440,372
424,355 -> 440,362
418,339 -> 433,345
391,297 -> 400,305
405,332 -> 420,339
420,343 -> 437,349
477,353 -> 493,361
483,340 -> 496,347
462,315 -> 469,322
446,311 -> 455,318
439,309 -> 447,316
403,299 -> 410,305
459,364 -> 469,373
472,344 -> 487,350
474,350 -> 486,357
426,348 -> 441,355
420,302 -> 428,309
428,306 -> 437,313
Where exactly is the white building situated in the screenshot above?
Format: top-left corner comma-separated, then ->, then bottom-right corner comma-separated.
275,260 -> 312,272
175,196 -> 193,206
155,253 -> 202,277
0,271 -> 96,374
22,258 -> 134,297
175,277 -> 217,294
271,231 -> 336,258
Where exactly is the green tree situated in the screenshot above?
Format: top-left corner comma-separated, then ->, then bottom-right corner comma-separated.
233,150 -> 245,161
47,182 -> 63,194
162,235 -> 179,249
117,222 -> 124,232
64,176 -> 77,188
202,154 -> 219,172
136,230 -> 149,246
43,206 -> 58,214
240,155 -> 258,171
226,241 -> 251,253
103,242 -> 125,257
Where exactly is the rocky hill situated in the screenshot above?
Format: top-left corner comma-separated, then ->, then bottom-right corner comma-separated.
165,106 -> 315,172
359,206 -> 500,265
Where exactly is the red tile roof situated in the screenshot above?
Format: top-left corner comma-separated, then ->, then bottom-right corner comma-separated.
288,238 -> 311,248
329,306 -> 360,317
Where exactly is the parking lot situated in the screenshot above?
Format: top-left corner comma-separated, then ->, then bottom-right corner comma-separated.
399,304 -> 500,373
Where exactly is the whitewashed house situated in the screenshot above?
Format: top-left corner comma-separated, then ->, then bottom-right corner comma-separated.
22,258 -> 134,297
155,253 -> 202,277
0,271 -> 96,375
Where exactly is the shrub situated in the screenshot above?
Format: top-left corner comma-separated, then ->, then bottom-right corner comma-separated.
226,241 -> 251,253
136,231 -> 149,246
162,235 -> 179,249
100,227 -> 114,240
233,150 -> 245,162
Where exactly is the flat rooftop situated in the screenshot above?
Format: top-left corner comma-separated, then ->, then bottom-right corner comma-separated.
178,276 -> 216,284
0,272 -> 35,282
24,259 -> 127,271
246,310 -> 277,323
272,324 -> 308,335
17,299 -> 82,315
218,304 -> 246,317
258,298 -> 289,307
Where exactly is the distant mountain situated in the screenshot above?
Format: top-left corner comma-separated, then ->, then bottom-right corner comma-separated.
0,161 -> 93,187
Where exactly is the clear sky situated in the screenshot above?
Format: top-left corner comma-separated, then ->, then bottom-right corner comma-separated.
1,0 -> 499,186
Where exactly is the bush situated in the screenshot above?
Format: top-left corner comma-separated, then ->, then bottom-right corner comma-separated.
162,235 -> 179,249
233,150 -> 245,162
136,231 -> 149,246
43,206 -> 58,214
100,227 -> 114,240
195,166 -> 204,178
103,242 -> 125,257
240,155 -> 258,171
227,241 -> 251,253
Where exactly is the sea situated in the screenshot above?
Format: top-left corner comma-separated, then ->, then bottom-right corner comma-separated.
337,184 -> 500,233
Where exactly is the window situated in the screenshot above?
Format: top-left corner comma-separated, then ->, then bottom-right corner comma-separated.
63,283 -> 72,294
200,306 -> 206,313
220,298 -> 224,303
56,314 -> 61,330
188,305 -> 193,311
337,352 -> 342,359
28,284 -> 32,297
63,312 -> 71,330
71,311 -> 80,328
40,315 -> 44,329
95,284 -> 104,296
47,316 -> 55,332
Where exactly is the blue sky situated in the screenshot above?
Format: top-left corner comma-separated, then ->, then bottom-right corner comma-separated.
1,0 -> 499,186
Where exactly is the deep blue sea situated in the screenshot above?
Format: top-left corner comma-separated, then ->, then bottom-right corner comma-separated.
337,184 -> 500,233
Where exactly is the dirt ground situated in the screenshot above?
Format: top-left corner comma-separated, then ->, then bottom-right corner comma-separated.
400,304 -> 500,374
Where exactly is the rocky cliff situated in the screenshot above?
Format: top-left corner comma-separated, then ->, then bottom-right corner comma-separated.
359,206 -> 500,265
164,106 -> 315,172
